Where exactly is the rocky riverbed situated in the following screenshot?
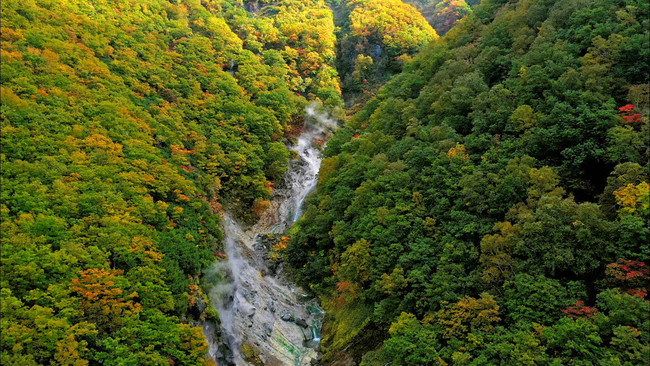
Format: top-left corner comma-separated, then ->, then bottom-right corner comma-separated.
201,104 -> 335,365
204,216 -> 324,366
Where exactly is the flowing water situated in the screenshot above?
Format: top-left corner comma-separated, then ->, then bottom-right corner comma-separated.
203,104 -> 336,365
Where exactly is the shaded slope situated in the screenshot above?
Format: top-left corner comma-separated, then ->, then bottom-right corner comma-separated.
284,0 -> 649,364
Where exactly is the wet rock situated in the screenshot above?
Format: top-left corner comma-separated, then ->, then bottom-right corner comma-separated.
266,260 -> 279,275
242,288 -> 257,303
254,234 -> 276,252
188,295 -> 206,320
301,327 -> 314,342
280,310 -> 294,322
217,343 -> 235,366
263,322 -> 274,336
266,300 -> 276,313
254,234 -> 282,273
300,293 -> 315,302
295,318 -> 308,328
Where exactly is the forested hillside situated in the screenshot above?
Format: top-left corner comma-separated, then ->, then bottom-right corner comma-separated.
1,0 -> 649,365
284,0 -> 650,364
404,0 -> 476,35
333,0 -> 438,108
0,0 -> 341,363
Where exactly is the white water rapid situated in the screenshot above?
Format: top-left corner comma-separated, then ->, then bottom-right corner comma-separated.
203,103 -> 337,365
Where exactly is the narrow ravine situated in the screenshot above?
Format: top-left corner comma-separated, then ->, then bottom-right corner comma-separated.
203,104 -> 337,365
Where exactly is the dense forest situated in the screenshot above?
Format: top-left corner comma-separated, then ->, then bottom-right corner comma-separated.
333,0 -> 439,107
0,0 -> 342,363
404,0 -> 477,35
285,0 -> 650,364
1,0 -> 648,365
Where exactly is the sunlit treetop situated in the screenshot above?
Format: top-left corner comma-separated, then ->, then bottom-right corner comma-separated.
347,0 -> 438,54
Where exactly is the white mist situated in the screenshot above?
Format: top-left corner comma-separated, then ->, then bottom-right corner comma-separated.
204,103 -> 337,365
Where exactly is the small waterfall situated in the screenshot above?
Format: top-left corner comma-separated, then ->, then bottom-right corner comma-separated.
284,102 -> 337,224
205,216 -> 248,365
203,103 -> 338,365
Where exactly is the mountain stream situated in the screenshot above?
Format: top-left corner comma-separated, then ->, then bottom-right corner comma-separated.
202,104 -> 336,365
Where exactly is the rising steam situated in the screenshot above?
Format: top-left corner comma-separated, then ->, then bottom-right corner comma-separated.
204,102 -> 338,365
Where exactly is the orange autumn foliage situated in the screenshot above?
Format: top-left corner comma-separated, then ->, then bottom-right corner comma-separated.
71,268 -> 141,333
